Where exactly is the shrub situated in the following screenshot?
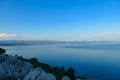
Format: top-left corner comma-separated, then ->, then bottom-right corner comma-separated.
0,48 -> 6,54
66,67 -> 76,80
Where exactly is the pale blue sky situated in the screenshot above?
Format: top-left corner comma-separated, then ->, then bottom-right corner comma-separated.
0,0 -> 120,40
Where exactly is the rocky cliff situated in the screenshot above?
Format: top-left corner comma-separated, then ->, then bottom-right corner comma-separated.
0,54 -> 78,80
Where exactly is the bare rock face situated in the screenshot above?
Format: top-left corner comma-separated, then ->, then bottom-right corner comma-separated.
15,61 -> 33,80
0,62 -> 18,80
0,54 -> 19,64
62,76 -> 71,80
24,67 -> 56,80
0,54 -> 33,80
6,55 -> 19,64
44,73 -> 57,80
24,67 -> 42,80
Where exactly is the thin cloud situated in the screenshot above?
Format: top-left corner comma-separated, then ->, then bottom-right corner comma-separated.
0,33 -> 31,40
0,33 -> 17,38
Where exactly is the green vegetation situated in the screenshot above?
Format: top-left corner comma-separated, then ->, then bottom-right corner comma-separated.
0,48 -> 6,54
16,55 -> 87,80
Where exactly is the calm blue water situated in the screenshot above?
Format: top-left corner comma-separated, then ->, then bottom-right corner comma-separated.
1,44 -> 120,80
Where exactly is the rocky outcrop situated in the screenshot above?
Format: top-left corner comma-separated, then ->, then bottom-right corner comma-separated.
0,54 -> 33,80
62,76 -> 71,80
0,54 -> 72,80
24,67 -> 56,80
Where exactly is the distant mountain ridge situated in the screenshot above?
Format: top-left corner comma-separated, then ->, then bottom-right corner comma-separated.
0,40 -> 120,46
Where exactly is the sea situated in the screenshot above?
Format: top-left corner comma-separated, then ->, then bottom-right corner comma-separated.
0,41 -> 120,80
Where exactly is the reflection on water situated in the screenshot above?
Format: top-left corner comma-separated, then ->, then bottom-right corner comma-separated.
1,44 -> 120,80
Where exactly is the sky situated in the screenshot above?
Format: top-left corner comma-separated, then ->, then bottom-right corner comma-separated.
0,0 -> 120,41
